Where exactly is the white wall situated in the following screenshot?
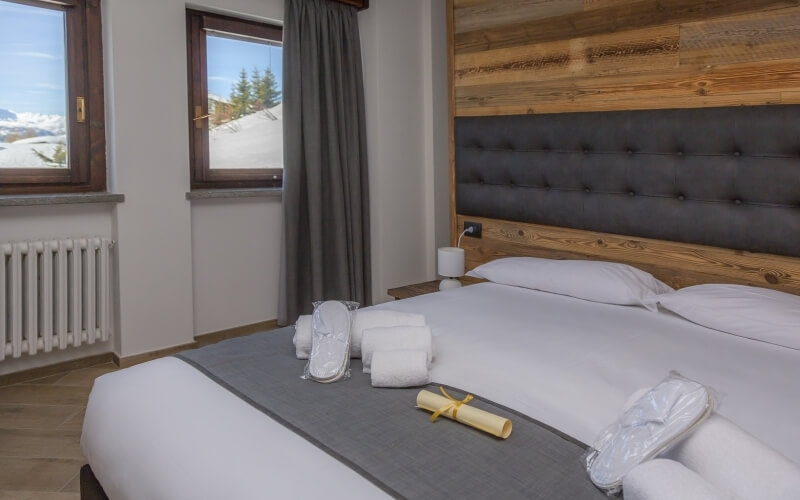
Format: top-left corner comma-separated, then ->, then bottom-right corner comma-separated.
103,0 -> 283,356
190,198 -> 282,335
361,0 -> 449,303
0,0 -> 448,374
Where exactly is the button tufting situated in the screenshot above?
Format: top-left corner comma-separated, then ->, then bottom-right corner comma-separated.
678,195 -> 685,201
628,191 -> 635,197
734,151 -> 741,157
627,149 -> 634,155
734,199 -> 742,205
677,151 -> 684,157
585,188 -> 591,194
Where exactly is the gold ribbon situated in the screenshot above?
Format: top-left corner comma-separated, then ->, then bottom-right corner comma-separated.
428,386 -> 474,423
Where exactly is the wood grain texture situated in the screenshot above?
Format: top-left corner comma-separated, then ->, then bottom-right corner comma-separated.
582,0 -> 633,11
454,0 -> 583,34
453,0 -> 797,54
455,25 -> 680,87
680,6 -> 800,66
387,277 -> 483,300
447,0 -> 458,245
450,0 -> 800,116
457,215 -> 800,295
455,59 -> 800,115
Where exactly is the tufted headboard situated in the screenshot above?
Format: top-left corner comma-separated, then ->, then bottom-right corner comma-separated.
453,105 -> 800,294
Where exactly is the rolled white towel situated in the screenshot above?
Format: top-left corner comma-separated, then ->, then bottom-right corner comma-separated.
666,414 -> 800,500
350,310 -> 426,358
623,459 -> 731,500
370,350 -> 430,388
361,325 -> 432,374
293,315 -> 312,359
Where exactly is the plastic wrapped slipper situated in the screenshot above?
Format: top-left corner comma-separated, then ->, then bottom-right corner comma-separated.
303,301 -> 357,383
585,372 -> 715,495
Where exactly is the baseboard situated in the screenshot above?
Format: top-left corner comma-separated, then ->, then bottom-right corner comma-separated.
114,319 -> 279,369
0,320 -> 280,382
0,352 -> 114,387
196,319 -> 279,347
112,342 -> 198,369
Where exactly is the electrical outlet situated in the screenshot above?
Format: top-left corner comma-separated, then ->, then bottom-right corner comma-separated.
463,221 -> 482,238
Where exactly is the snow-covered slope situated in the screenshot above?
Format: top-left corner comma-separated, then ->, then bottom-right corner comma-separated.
209,104 -> 283,170
0,134 -> 68,168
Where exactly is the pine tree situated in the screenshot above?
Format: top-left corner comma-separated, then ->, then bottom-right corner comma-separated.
250,67 -> 264,111
259,68 -> 281,109
229,68 -> 252,119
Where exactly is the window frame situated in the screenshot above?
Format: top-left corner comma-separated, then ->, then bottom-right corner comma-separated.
0,0 -> 106,195
185,9 -> 284,190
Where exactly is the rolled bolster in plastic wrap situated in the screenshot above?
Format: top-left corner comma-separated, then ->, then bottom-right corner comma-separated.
416,388 -> 512,439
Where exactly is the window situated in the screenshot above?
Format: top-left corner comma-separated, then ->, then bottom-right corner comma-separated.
186,10 -> 283,189
0,0 -> 106,195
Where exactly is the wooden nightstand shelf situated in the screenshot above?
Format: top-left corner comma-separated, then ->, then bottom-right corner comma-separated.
387,277 -> 482,300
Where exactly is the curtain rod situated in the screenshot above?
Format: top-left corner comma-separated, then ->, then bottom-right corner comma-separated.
328,0 -> 369,10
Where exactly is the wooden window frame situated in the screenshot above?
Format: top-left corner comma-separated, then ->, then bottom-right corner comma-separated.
0,0 -> 106,195
186,10 -> 283,190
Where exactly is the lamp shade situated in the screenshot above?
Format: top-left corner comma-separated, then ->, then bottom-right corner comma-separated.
437,247 -> 465,278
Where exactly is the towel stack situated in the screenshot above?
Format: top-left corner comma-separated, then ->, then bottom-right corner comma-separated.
362,324 -> 432,388
293,310 -> 432,388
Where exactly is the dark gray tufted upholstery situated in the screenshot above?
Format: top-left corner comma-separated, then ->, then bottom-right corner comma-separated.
455,105 -> 800,257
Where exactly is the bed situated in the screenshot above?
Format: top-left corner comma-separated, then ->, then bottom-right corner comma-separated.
82,282 -> 800,499
82,103 -> 800,498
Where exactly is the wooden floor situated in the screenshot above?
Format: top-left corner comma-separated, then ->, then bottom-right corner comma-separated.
0,362 -> 118,499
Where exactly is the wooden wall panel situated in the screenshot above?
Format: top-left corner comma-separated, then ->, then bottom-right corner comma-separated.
454,0 -> 583,34
680,8 -> 800,66
446,1 -> 800,286
457,216 -> 800,295
452,0 -> 800,116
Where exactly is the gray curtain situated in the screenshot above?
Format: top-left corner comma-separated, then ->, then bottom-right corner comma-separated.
279,0 -> 372,326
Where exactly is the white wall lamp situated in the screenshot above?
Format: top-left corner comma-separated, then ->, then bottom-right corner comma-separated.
437,226 -> 474,291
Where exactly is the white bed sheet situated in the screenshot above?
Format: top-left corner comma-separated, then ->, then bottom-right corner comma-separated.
82,283 -> 800,499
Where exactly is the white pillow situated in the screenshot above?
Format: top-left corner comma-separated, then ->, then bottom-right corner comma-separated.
465,257 -> 673,310
655,284 -> 800,351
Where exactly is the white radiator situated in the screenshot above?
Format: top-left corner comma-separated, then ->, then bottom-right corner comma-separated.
1,237 -> 114,361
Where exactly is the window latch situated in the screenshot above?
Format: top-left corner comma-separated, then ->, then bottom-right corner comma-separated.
193,105 -> 210,128
76,97 -> 85,123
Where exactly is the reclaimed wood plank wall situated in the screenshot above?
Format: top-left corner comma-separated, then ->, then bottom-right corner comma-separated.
451,0 -> 800,116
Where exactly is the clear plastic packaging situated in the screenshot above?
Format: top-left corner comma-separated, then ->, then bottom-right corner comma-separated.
301,300 -> 359,383
584,371 -> 717,496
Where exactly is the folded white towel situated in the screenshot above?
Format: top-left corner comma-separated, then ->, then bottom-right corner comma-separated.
666,414 -> 800,500
361,325 -> 432,374
350,310 -> 426,358
623,459 -> 731,500
370,350 -> 430,388
293,315 -> 312,359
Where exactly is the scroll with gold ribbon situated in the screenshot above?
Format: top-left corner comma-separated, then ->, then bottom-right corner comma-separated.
416,387 -> 512,439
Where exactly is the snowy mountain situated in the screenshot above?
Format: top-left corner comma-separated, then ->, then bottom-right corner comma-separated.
0,108 -> 66,141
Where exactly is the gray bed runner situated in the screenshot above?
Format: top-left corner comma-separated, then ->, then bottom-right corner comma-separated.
175,328 -> 606,500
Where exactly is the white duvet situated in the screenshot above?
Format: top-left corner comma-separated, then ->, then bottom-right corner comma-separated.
82,283 -> 800,499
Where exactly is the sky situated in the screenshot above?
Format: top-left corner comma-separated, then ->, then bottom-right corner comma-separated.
0,0 -> 283,116
206,34 -> 283,102
0,0 -> 67,116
